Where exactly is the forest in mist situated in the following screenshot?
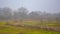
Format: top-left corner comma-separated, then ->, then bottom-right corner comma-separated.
0,7 -> 60,22
0,7 -> 60,19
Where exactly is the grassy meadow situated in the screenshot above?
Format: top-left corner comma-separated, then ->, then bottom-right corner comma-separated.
0,20 -> 60,34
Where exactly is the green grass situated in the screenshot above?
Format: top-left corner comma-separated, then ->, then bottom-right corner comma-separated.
0,21 -> 60,34
0,25 -> 60,34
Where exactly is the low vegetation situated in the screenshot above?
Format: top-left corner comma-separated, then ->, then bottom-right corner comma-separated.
0,21 -> 60,34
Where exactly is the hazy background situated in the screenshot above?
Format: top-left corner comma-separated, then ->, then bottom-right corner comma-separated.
0,0 -> 60,13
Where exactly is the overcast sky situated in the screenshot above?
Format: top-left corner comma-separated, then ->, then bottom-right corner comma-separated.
0,0 -> 60,13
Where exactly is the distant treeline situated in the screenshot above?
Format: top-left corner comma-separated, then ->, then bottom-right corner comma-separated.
0,7 -> 60,22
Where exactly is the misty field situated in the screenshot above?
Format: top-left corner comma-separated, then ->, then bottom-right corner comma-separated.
0,0 -> 60,34
0,20 -> 60,34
